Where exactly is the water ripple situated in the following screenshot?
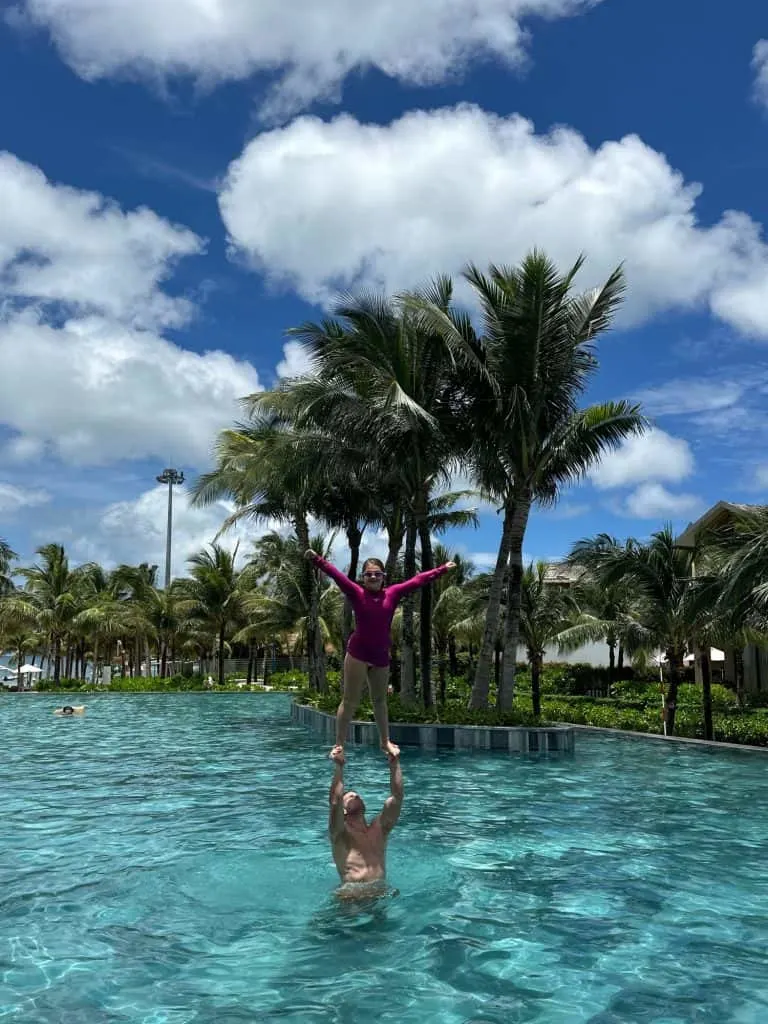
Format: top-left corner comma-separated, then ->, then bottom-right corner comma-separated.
2,694 -> 768,1021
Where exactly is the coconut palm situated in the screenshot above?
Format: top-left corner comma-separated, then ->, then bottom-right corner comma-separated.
561,545 -> 646,686
0,540 -> 16,597
431,547 -> 474,703
6,543 -> 78,684
284,285 -> 480,707
411,252 -> 647,711
519,561 -> 578,716
192,414 -> 332,692
566,527 -> 712,734
175,544 -> 247,688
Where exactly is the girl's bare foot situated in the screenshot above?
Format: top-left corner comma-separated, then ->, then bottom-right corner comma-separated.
329,744 -> 345,764
381,740 -> 400,758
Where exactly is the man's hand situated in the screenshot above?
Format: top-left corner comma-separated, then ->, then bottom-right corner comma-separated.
444,561 -> 457,570
305,548 -> 318,561
380,751 -> 403,834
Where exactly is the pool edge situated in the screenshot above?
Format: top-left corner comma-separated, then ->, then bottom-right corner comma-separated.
290,701 -> 575,754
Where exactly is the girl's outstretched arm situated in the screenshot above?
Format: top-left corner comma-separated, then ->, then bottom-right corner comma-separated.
388,562 -> 454,598
306,550 -> 364,601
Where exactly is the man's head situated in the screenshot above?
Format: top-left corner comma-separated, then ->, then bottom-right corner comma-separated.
343,790 -> 366,818
361,558 -> 385,593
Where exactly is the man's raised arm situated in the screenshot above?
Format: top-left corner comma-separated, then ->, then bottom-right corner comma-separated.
328,760 -> 345,838
379,753 -> 404,834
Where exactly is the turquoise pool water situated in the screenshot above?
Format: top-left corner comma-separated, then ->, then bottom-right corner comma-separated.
3,694 -> 768,1023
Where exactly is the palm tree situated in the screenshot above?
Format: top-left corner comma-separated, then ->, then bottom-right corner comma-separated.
707,506 -> 768,617
176,544 -> 247,688
284,285 -> 480,706
7,543 -> 77,684
567,527 -> 710,734
0,540 -> 16,597
563,544 -> 646,686
192,414 -> 331,692
431,547 -> 474,703
238,531 -> 342,672
519,562 -> 577,717
412,252 -> 647,711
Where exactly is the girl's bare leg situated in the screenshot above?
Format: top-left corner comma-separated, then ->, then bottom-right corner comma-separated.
368,665 -> 399,757
331,653 -> 368,758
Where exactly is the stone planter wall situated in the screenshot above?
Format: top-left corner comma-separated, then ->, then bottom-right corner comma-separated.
291,701 -> 575,754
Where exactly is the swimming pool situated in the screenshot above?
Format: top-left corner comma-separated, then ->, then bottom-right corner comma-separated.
3,693 -> 768,1023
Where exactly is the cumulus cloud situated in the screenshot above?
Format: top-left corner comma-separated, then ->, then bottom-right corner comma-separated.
752,40 -> 768,109
0,152 -> 202,329
590,429 -> 694,490
275,340 -> 316,379
0,313 -> 259,466
219,106 -> 768,336
58,487 -> 387,574
14,0 -> 604,119
633,377 -> 751,417
0,153 -> 258,468
619,483 -> 703,520
0,482 -> 50,517
60,486 -> 264,571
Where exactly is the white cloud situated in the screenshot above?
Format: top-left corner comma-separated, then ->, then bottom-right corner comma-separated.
754,465 -> 768,491
276,340 -> 315,379
0,313 -> 260,466
633,377 -> 751,417
0,482 -> 50,516
15,0 -> 604,119
590,429 -> 694,490
219,106 -> 768,337
752,40 -> 768,109
62,485 -> 267,571
60,488 -> 386,574
619,483 -> 703,520
0,152 -> 202,329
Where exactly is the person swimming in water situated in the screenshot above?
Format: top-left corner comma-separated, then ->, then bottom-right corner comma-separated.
54,705 -> 85,716
328,747 -> 403,896
306,549 -> 455,761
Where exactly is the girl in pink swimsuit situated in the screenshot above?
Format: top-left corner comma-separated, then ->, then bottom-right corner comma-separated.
306,550 -> 456,761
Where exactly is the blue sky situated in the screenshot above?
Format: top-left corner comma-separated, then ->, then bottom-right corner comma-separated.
0,0 -> 766,576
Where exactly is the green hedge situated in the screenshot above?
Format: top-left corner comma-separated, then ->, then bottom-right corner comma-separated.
35,675 -> 272,693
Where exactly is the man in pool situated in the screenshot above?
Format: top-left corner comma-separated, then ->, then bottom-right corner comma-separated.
328,749 -> 403,896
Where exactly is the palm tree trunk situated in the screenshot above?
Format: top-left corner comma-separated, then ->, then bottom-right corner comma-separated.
247,643 -> 255,684
665,648 -> 684,734
494,641 -> 501,696
438,641 -> 448,704
617,644 -> 625,672
499,496 -> 532,711
160,641 -> 168,680
218,627 -> 225,687
531,652 -> 543,718
17,642 -> 23,691
699,647 -> 713,741
343,520 -> 363,650
470,505 -> 515,709
53,638 -> 61,685
93,640 -> 100,686
448,636 -> 458,677
417,517 -> 435,709
400,519 -> 418,705
607,637 -> 616,687
385,504 -> 404,580
296,512 -> 326,692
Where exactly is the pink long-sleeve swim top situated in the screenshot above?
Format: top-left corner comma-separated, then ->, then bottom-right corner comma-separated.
311,555 -> 449,668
